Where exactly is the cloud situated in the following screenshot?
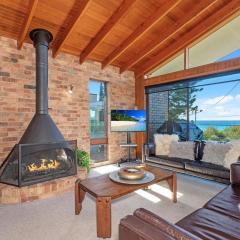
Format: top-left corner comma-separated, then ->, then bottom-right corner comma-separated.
215,106 -> 224,110
216,109 -> 231,116
203,95 -> 234,105
192,90 -> 240,120
196,104 -> 240,120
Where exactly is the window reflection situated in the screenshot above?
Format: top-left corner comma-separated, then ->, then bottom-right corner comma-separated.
189,15 -> 240,68
89,80 -> 107,139
147,73 -> 240,142
89,80 -> 108,163
90,144 -> 108,163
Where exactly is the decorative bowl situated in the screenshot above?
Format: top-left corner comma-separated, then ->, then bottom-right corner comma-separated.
109,171 -> 155,185
134,163 -> 146,169
118,167 -> 145,180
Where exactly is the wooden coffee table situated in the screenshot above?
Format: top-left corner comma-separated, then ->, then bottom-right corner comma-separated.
75,165 -> 177,238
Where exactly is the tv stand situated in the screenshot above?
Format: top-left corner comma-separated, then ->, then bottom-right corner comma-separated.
118,132 -> 138,167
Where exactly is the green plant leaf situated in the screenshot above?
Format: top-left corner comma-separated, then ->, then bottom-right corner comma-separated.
75,149 -> 90,172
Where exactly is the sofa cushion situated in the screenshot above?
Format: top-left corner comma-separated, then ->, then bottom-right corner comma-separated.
177,208 -> 240,240
223,141 -> 240,169
204,185 -> 240,220
147,156 -> 185,169
185,161 -> 229,179
154,134 -> 179,156
169,141 -> 195,161
202,141 -> 231,166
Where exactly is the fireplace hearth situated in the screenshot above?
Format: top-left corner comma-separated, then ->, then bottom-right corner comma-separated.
0,29 -> 77,186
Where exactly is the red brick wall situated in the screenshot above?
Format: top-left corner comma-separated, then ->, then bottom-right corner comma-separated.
0,36 -> 135,165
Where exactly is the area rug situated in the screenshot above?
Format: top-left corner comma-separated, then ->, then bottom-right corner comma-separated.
0,165 -> 226,240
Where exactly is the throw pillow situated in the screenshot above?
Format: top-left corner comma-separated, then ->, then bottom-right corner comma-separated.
169,141 -> 195,160
224,141 -> 240,169
154,134 -> 179,156
202,141 -> 232,166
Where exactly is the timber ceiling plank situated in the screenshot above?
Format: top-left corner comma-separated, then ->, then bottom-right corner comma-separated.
52,0 -> 91,58
1,0 -> 240,76
17,0 -> 38,49
144,57 -> 240,87
136,0 -> 240,77
79,0 -> 137,64
120,0 -> 218,73
102,0 -> 181,69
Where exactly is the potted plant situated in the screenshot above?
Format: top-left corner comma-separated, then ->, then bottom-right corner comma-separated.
76,149 -> 91,173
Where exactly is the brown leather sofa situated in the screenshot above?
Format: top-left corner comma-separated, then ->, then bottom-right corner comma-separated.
119,162 -> 240,240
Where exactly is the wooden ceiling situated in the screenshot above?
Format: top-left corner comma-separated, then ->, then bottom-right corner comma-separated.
0,0 -> 240,77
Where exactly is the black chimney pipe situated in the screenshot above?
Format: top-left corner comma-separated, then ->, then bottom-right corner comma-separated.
30,29 -> 53,114
17,29 -> 65,144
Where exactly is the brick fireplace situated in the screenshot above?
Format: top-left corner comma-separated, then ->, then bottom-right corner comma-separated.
0,38 -> 135,167
0,30 -> 135,203
0,29 -> 77,187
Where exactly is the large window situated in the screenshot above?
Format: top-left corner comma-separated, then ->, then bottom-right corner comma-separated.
150,53 -> 184,77
189,15 -> 240,68
89,80 -> 108,163
146,72 -> 240,142
149,15 -> 240,77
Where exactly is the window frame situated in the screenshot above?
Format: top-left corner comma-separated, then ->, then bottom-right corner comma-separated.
147,15 -> 240,78
89,79 -> 108,163
146,70 -> 240,143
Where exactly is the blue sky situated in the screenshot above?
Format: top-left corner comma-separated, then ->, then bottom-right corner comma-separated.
192,77 -> 240,121
217,49 -> 240,62
190,49 -> 240,121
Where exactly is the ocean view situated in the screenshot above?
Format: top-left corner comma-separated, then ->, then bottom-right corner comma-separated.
196,120 -> 240,131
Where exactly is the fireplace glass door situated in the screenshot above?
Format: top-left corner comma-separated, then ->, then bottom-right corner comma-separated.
0,141 -> 77,186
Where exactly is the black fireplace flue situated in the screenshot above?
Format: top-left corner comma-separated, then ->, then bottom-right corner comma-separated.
0,29 -> 77,187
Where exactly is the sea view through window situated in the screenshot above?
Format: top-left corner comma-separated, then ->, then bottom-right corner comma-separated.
146,71 -> 240,142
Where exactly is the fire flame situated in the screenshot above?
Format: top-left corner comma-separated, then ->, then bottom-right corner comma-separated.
27,159 -> 60,172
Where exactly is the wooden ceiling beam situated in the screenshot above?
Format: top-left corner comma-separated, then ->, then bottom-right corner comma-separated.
136,0 -> 240,78
145,57 -> 240,87
80,0 -> 137,64
102,0 -> 181,69
17,0 -> 38,49
121,0 -> 217,74
52,0 -> 91,58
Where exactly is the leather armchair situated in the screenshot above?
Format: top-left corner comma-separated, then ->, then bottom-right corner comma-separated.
119,162 -> 240,240
230,162 -> 240,185
120,208 -> 200,240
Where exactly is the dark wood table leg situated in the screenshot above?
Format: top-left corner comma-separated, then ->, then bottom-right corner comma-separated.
75,179 -> 86,215
96,196 -> 111,238
167,173 -> 177,203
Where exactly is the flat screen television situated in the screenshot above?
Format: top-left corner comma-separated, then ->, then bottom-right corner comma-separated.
111,110 -> 146,132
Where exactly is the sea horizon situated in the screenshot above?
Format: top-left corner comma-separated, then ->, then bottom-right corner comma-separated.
196,120 -> 240,131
